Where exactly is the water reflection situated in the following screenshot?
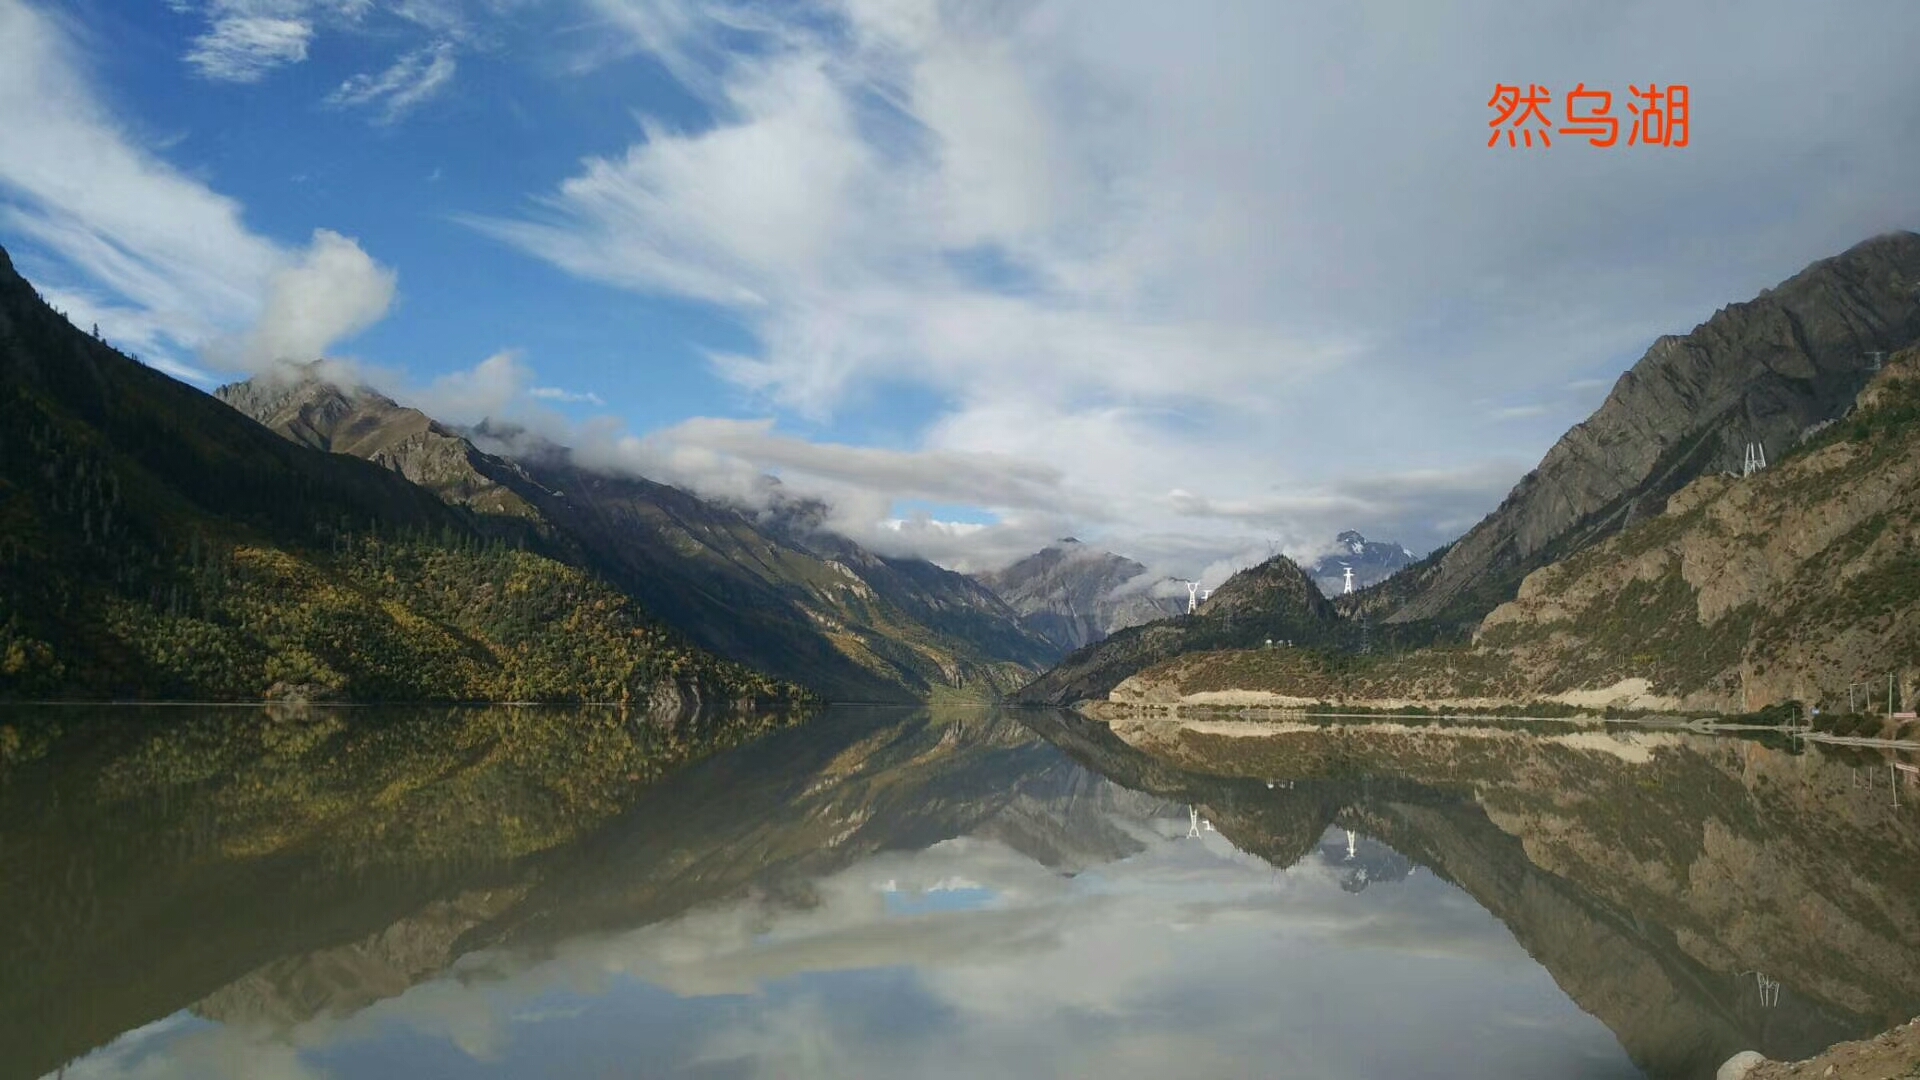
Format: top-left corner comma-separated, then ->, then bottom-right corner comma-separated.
6,705 -> 1919,1079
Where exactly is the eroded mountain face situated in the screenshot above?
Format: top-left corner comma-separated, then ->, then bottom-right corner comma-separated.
216,372 -> 1060,702
1362,230 -> 1920,632
974,539 -> 1188,652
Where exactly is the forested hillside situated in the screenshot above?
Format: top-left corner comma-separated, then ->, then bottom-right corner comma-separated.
0,244 -> 808,709
218,372 -> 1060,702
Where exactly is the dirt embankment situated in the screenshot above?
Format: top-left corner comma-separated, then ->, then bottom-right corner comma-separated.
1730,1017 -> 1920,1078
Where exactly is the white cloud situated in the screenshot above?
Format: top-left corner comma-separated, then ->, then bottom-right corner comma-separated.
176,1 -> 382,83
0,0 -> 398,379
184,15 -> 313,82
327,41 -> 459,123
411,349 -> 534,421
473,0 -> 1920,571
231,228 -> 397,367
527,385 -> 605,405
1490,404 -> 1551,420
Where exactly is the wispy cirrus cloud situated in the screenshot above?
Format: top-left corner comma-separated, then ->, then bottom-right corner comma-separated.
176,0 -> 373,82
527,385 -> 605,405
326,40 -> 459,123
183,14 -> 314,82
177,0 -> 475,120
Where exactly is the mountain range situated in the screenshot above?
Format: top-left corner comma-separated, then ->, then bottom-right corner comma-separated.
7,229 -> 1919,712
1307,530 -> 1416,597
1099,343 -> 1918,718
214,371 -> 1062,703
971,538 -> 1188,652
1018,230 -> 1920,711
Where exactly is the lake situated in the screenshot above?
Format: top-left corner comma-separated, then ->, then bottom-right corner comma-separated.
5,704 -> 1918,1079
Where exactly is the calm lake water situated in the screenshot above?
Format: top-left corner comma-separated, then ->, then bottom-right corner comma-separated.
5,704 -> 1920,1080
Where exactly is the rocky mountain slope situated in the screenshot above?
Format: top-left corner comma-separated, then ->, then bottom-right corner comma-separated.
1308,530 -> 1416,597
1356,230 -> 1920,632
1098,350 -> 1920,715
0,245 -> 803,708
973,538 -> 1187,652
1011,551 -> 1363,706
1013,231 -> 1920,709
217,371 -> 1060,702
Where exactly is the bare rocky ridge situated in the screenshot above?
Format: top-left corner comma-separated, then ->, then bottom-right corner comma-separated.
217,373 -> 544,519
973,538 -> 1187,652
1362,230 -> 1920,631
216,372 -> 1060,702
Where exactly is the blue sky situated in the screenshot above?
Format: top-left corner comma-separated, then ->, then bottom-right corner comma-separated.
2,0 -> 1918,580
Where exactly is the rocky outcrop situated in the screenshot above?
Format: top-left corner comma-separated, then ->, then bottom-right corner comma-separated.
975,539 -> 1186,652
1367,231 -> 1920,631
216,372 -> 543,520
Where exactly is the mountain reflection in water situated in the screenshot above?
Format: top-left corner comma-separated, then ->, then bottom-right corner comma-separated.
5,705 -> 1918,1080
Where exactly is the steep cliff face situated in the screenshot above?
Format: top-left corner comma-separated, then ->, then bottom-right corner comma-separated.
1469,348 -> 1920,713
975,539 -> 1187,652
217,374 -> 1060,702
1373,231 -> 1920,630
